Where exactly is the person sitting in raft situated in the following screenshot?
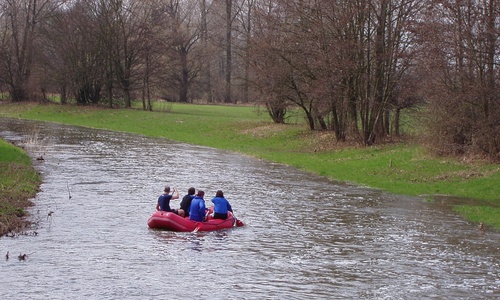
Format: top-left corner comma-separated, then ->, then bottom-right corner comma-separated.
156,186 -> 182,216
210,190 -> 233,220
189,190 -> 207,222
179,187 -> 196,218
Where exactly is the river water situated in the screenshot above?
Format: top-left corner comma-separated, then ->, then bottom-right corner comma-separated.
0,118 -> 499,299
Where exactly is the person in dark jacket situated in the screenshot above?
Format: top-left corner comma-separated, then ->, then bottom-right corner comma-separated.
179,187 -> 196,218
211,190 -> 233,220
189,190 -> 207,222
156,186 -> 180,214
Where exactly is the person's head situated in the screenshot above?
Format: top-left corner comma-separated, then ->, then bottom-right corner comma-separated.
197,190 -> 205,198
188,187 -> 195,195
164,186 -> 170,193
216,190 -> 224,197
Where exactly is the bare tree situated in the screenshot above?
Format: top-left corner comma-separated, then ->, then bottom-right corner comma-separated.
60,1 -> 106,104
138,1 -> 166,111
240,0 -> 253,103
250,1 -> 319,129
419,0 -> 499,159
224,0 -> 233,103
107,0 -> 152,108
199,0 -> 213,102
158,0 -> 202,103
356,0 -> 424,145
250,0 -> 424,145
0,0 -> 59,101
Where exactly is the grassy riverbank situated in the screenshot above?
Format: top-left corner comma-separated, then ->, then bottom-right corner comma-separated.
0,138 -> 41,236
1,102 -> 499,230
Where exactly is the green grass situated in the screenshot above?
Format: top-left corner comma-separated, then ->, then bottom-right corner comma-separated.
1,101 -> 499,230
0,139 -> 41,235
454,205 -> 500,230
0,140 -> 32,164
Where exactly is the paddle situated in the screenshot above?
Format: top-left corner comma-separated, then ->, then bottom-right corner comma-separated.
231,210 -> 243,227
192,209 -> 210,233
232,210 -> 244,227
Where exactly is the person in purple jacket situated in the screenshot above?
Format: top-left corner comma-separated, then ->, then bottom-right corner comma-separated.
211,190 -> 233,220
189,190 -> 207,222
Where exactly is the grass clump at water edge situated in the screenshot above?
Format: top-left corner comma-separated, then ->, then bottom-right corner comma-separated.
0,139 -> 41,236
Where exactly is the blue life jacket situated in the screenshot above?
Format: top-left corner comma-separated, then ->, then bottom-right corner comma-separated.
189,196 -> 206,222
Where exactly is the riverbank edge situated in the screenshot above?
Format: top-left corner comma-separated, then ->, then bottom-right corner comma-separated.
0,139 -> 41,237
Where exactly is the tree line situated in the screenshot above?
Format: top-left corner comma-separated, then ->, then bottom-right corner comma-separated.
0,0 -> 498,159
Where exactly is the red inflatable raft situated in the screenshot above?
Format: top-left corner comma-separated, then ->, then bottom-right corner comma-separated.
147,209 -> 244,232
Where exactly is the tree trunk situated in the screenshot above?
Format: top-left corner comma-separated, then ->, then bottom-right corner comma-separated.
179,49 -> 189,103
367,0 -> 388,145
243,0 -> 253,103
60,84 -> 67,105
201,0 -> 213,103
394,107 -> 400,136
224,0 -> 233,103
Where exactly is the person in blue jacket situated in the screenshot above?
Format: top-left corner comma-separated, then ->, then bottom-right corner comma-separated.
189,190 -> 207,222
156,186 -> 180,214
211,190 -> 233,220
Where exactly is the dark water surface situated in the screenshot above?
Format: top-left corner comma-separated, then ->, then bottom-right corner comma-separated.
1,118 -> 499,299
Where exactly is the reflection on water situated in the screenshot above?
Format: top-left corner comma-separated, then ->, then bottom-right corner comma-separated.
0,117 -> 499,299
